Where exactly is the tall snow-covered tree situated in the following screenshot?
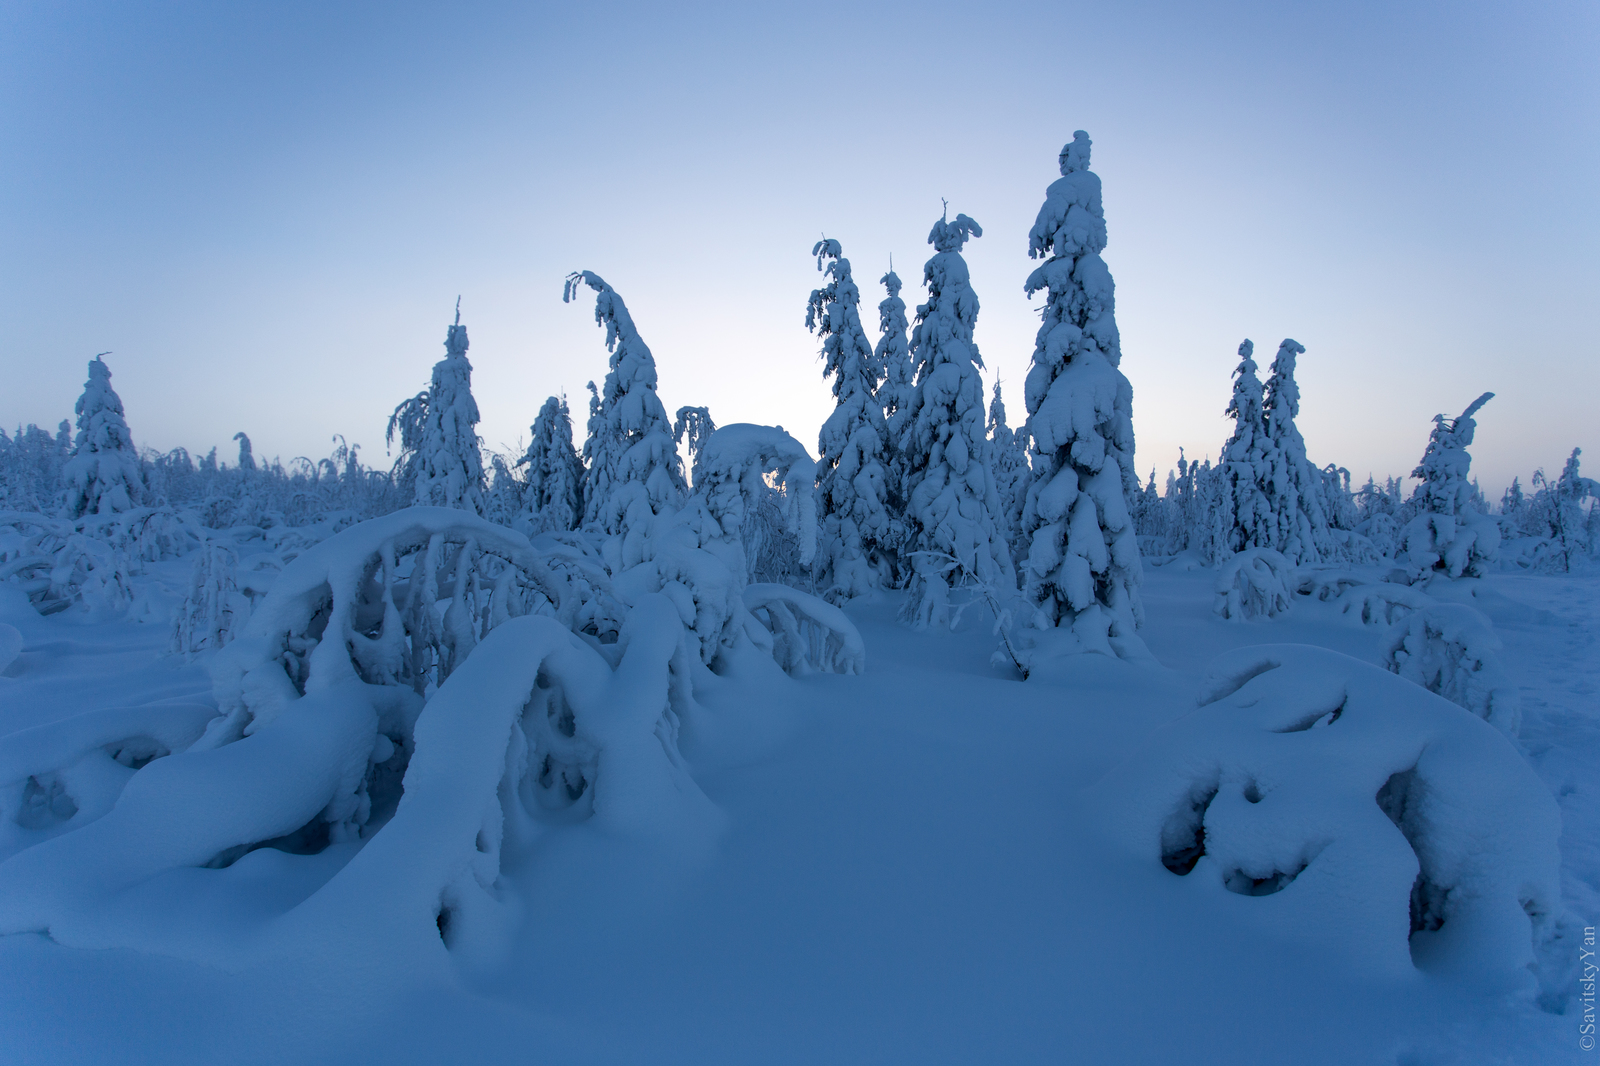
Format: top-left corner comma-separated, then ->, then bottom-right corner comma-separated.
988,381 -> 1031,560
1400,391 -> 1501,578
897,211 -> 1015,628
62,355 -> 145,518
873,267 -> 914,580
564,271 -> 686,543
233,432 -> 256,472
1260,338 -> 1331,563
1018,132 -> 1143,656
412,306 -> 487,515
1217,339 -> 1274,554
518,394 -> 585,534
808,238 -> 892,601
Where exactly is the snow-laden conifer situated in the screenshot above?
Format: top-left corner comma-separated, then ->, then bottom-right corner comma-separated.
873,268 -> 914,580
897,211 -> 1015,628
988,381 -> 1031,560
1218,340 -> 1274,554
1399,392 -> 1500,578
233,432 -> 256,473
518,395 -> 584,534
808,239 -> 891,601
1018,132 -> 1143,655
1260,339 -> 1332,563
411,307 -> 487,515
62,355 -> 145,518
564,271 -> 686,545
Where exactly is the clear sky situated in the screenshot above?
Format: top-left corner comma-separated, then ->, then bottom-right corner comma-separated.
2,0 -> 1595,498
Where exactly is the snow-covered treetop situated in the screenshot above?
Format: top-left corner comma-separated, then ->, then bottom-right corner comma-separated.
233,432 -> 255,472
62,354 -> 144,517
928,211 -> 982,255
913,211 -> 984,370
1223,340 -> 1266,461
411,305 -> 487,514
807,239 -> 878,403
1028,130 -> 1107,268
874,268 -> 912,421
1263,339 -> 1307,430
1411,391 -> 1494,515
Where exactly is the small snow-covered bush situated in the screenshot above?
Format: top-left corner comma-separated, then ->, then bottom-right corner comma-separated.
1380,603 -> 1521,736
1087,644 -> 1560,988
1330,582 -> 1433,627
1212,547 -> 1295,621
0,511 -> 133,616
169,542 -> 251,659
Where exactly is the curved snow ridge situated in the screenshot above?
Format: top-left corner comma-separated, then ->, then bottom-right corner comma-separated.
1088,643 -> 1561,991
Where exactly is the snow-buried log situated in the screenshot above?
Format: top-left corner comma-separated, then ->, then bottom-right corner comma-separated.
1087,644 -> 1560,990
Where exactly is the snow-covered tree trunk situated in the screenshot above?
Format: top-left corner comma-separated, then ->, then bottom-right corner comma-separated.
808,239 -> 892,603
897,212 -> 1015,629
61,356 -> 145,519
565,271 -> 686,561
1018,132 -> 1144,658
412,309 -> 487,516
1261,339 -> 1332,564
518,395 -> 585,535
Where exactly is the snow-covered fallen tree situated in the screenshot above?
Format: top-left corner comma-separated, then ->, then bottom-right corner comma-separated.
1380,603 -> 1522,736
1086,644 -> 1560,990
1212,547 -> 1295,621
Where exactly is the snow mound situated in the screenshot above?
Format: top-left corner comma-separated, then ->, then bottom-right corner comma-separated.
1213,547 -> 1295,620
0,621 -> 19,673
1087,644 -> 1560,990
1380,603 -> 1522,736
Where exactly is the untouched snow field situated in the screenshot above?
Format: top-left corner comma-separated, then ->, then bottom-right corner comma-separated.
0,563 -> 1593,1066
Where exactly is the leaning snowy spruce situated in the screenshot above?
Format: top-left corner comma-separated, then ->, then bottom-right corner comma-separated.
1400,392 -> 1500,580
1018,132 -> 1145,661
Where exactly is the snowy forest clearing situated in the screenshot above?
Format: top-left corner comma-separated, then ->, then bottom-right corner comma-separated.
0,562 -> 1590,1065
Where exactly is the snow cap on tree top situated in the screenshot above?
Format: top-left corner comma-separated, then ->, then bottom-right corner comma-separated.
813,237 -> 843,265
445,297 -> 468,359
1238,339 -> 1254,360
928,210 -> 981,253
1060,130 -> 1092,175
880,269 -> 902,297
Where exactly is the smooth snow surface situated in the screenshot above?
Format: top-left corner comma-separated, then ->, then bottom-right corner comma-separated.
0,562 -> 1591,1066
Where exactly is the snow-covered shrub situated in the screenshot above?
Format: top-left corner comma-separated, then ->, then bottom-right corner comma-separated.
1331,582 -> 1433,627
170,542 -> 251,659
1018,132 -> 1144,658
1212,547 -> 1295,621
617,424 -> 833,670
1399,392 -> 1500,580
0,704 -> 219,862
808,239 -> 892,603
898,210 -> 1015,630
1087,644 -> 1560,988
1380,603 -> 1521,735
61,355 -> 146,519
0,511 -> 134,616
0,597 -> 720,966
208,507 -> 622,751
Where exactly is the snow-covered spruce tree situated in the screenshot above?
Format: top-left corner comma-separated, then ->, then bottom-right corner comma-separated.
1260,338 -> 1332,563
808,238 -> 891,602
988,381 -> 1031,562
897,211 -> 1015,628
233,432 -> 256,472
1017,132 -> 1143,656
873,267 -> 914,582
518,394 -> 585,535
411,307 -> 487,515
564,271 -> 686,558
1400,391 -> 1500,579
62,355 -> 145,519
1217,339 -> 1275,555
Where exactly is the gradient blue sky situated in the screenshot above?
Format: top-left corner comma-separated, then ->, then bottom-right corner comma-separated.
2,0 -> 1595,496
